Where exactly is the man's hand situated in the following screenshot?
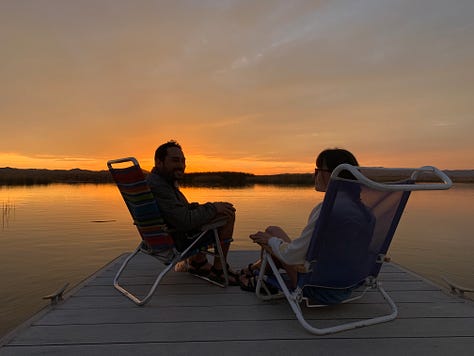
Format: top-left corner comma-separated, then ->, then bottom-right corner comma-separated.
213,202 -> 236,218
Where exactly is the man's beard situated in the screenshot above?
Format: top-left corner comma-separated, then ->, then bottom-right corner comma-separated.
158,168 -> 184,183
172,169 -> 184,181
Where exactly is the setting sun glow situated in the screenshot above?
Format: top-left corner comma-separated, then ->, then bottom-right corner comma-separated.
1,1 -> 473,173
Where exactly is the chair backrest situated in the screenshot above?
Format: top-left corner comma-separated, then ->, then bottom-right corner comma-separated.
301,164 -> 452,289
108,157 -> 175,252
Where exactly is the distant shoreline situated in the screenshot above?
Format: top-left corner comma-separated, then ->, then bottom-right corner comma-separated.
0,167 -> 473,186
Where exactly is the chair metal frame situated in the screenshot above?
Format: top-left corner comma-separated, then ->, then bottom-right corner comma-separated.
256,164 -> 452,335
108,157 -> 229,306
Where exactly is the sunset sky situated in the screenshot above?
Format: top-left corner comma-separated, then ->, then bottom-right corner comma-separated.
1,0 -> 473,174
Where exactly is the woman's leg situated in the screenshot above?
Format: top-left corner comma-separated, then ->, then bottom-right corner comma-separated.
279,261 -> 298,288
241,225 -> 290,275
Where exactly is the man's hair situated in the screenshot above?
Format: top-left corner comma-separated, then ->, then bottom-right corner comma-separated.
316,148 -> 359,179
154,140 -> 182,163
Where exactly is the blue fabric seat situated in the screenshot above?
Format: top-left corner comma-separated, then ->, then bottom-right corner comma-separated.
255,164 -> 452,335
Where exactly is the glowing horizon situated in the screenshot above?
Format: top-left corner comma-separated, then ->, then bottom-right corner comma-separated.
1,1 -> 473,174
1,150 -> 471,176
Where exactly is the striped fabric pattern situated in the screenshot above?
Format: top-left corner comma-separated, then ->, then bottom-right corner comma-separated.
109,165 -> 175,252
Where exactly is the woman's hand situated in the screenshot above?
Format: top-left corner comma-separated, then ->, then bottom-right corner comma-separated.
249,231 -> 272,246
264,226 -> 288,239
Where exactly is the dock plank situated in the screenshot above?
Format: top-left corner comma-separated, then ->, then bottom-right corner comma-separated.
34,301 -> 474,325
2,338 -> 474,356
1,250 -> 473,355
6,318 -> 474,345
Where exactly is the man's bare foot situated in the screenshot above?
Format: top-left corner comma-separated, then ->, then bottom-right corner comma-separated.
174,260 -> 189,272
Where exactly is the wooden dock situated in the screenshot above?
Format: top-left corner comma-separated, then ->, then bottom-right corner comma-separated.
1,250 -> 473,355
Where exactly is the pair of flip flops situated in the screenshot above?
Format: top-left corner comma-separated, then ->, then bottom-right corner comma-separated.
239,264 -> 279,295
208,265 -> 240,286
239,263 -> 259,292
188,259 -> 240,286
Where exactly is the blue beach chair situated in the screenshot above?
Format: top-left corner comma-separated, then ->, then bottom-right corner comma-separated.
107,157 -> 230,306
256,164 -> 452,335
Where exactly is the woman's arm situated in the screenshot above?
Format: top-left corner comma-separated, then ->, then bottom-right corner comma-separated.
251,204 -> 322,265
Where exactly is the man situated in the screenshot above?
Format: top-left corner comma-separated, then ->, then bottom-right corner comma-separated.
146,140 -> 239,285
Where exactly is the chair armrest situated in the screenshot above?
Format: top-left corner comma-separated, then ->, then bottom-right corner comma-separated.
332,164 -> 453,191
201,216 -> 228,230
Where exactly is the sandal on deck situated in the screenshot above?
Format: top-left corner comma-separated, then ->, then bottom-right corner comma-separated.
239,272 -> 258,292
226,263 -> 240,281
239,270 -> 280,295
188,258 -> 211,277
209,265 -> 240,286
240,263 -> 259,277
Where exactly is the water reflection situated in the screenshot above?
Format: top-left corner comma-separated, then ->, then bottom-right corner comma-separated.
0,183 -> 473,337
1,200 -> 15,229
182,184 -> 321,249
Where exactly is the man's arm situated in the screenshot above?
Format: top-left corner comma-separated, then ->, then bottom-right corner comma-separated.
147,174 -> 217,231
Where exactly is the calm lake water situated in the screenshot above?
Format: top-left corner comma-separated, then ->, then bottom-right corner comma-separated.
1,183 -> 473,336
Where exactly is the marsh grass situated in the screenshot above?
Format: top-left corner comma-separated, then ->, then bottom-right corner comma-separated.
1,200 -> 15,229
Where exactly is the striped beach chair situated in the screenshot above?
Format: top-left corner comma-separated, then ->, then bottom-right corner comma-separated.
256,164 -> 452,335
108,157 -> 229,306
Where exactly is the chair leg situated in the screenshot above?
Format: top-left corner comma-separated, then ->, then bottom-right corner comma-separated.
113,244 -> 176,306
212,228 -> 229,287
293,283 -> 398,335
177,228 -> 229,288
114,228 -> 229,306
256,251 -> 288,301
256,251 -> 399,335
113,244 -> 141,301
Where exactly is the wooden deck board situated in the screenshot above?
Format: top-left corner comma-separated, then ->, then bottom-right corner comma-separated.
2,338 -> 474,356
1,250 -> 473,355
33,301 -> 474,325
5,318 -> 474,344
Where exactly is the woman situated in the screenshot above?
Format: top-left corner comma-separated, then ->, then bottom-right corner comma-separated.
240,148 -> 360,299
